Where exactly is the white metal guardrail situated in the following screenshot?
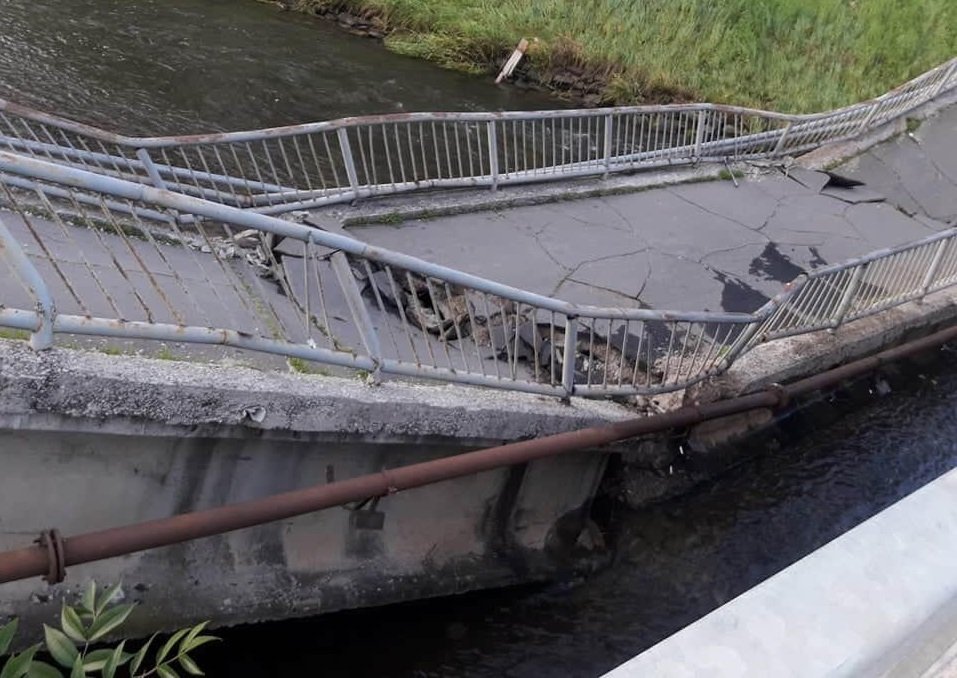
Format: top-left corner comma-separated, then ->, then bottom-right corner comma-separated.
1,151 -> 956,398
0,58 -> 954,214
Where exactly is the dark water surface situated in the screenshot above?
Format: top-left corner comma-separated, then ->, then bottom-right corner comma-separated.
203,349 -> 957,677
0,0 -> 559,136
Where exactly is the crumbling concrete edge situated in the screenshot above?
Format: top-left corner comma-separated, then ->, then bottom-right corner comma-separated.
311,164 -> 727,229
0,339 -> 634,444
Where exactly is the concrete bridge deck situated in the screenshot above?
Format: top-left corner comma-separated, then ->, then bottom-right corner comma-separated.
0,105 -> 954,377
338,104 -> 956,316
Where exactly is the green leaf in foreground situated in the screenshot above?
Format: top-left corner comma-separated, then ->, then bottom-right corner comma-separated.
24,661 -> 62,678
178,654 -> 204,676
101,640 -> 126,678
180,636 -> 218,655
79,583 -> 96,618
129,634 -> 157,676
41,627 -> 76,670
0,619 -> 18,657
156,665 -> 179,678
0,644 -> 40,678
81,648 -> 117,672
87,604 -> 135,643
155,629 -> 189,666
94,584 -> 123,618
59,607 -> 86,644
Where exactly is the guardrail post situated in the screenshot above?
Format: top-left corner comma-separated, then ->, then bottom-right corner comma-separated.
135,148 -> 169,190
486,121 -> 500,191
919,239 -> 949,298
603,114 -> 614,177
831,264 -> 867,329
336,128 -> 361,201
693,110 -> 707,160
0,218 -> 55,350
930,61 -> 957,98
561,317 -> 578,399
329,250 -> 382,382
771,122 -> 793,158
715,318 -> 766,371
857,102 -> 881,134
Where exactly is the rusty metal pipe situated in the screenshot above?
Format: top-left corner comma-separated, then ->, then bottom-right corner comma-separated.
0,324 -> 955,585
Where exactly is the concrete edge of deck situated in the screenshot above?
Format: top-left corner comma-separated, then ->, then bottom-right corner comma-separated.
0,339 -> 634,444
601,465 -> 957,678
680,286 -> 957,450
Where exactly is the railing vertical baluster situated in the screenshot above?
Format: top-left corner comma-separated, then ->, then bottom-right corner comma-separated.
831,264 -> 867,329
329,250 -> 382,382
336,127 -> 361,200
693,109 -> 707,159
135,148 -> 168,190
919,239 -> 948,297
0,217 -> 55,350
487,120 -> 499,191
857,101 -> 881,134
603,113 -> 613,177
930,61 -> 957,97
561,317 -> 578,399
771,121 -> 793,158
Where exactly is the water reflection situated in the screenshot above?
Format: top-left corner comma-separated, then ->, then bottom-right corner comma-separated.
0,0 -> 560,135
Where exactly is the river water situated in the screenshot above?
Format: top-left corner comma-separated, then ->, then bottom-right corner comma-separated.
204,349 -> 957,677
0,0 -> 558,136
4,2 -> 957,676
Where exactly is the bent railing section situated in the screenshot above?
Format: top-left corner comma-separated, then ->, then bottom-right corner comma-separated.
0,58 -> 955,214
1,151 -> 956,399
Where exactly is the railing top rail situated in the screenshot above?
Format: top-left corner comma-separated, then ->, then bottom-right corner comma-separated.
1,57 -> 953,148
807,226 -> 957,277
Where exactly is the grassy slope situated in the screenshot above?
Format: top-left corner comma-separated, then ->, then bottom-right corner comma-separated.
299,0 -> 956,112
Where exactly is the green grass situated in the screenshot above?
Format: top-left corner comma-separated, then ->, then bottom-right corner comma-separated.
288,356 -> 333,375
297,0 -> 955,112
0,328 -> 29,341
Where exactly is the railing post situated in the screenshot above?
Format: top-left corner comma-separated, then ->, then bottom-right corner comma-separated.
930,61 -> 957,98
919,239 -> 949,298
336,128 -> 361,200
329,249 -> 382,382
693,109 -> 707,160
716,318 -> 765,372
857,102 -> 881,134
831,264 -> 867,329
486,121 -> 499,191
771,121 -> 793,158
135,148 -> 169,190
603,113 -> 614,177
0,218 -> 55,350
561,317 -> 578,399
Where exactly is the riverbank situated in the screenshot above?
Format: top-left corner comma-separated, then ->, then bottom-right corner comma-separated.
292,0 -> 956,111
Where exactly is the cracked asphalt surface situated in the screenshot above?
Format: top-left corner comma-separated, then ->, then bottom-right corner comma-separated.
347,104 -> 956,314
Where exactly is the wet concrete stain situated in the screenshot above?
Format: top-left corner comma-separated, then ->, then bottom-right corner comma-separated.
712,270 -> 771,314
807,246 -> 828,268
748,242 -> 805,283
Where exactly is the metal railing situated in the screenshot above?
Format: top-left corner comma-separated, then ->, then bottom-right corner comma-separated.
1,151 -> 956,399
0,58 -> 954,214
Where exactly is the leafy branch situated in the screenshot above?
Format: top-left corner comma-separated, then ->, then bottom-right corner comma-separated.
0,582 -> 219,678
